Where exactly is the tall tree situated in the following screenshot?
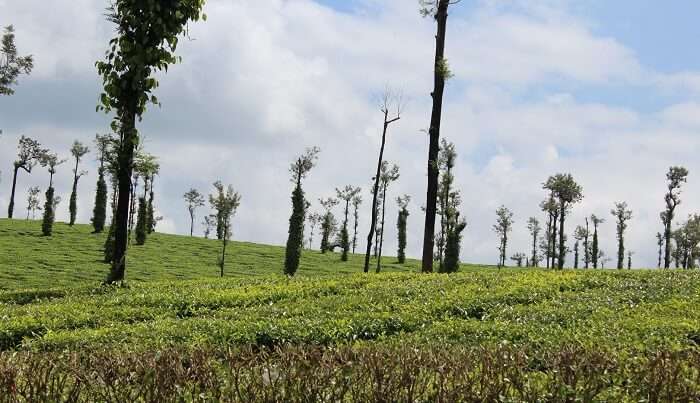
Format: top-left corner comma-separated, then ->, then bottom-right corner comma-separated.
493,206 -> 514,268
436,139 -> 457,270
611,202 -> 633,270
376,162 -> 400,273
573,225 -> 587,269
209,182 -> 241,277
660,166 -> 689,269
284,147 -> 319,276
91,134 -> 111,233
0,25 -> 34,96
183,188 -> 205,237
39,152 -> 65,236
540,195 -> 558,269
419,0 -> 458,273
97,0 -> 206,284
319,198 -> 339,254
364,89 -> 402,273
336,185 -> 361,262
25,186 -> 41,220
583,217 -> 591,269
209,181 -> 228,241
351,194 -> 362,254
590,214 -> 604,269
443,213 -> 466,273
656,232 -> 664,269
68,141 -> 89,226
203,215 -> 215,239
132,152 -> 158,244
306,212 -> 322,250
7,136 -> 45,218
134,196 -> 148,245
396,195 -> 411,264
527,217 -> 541,267
544,173 -> 584,270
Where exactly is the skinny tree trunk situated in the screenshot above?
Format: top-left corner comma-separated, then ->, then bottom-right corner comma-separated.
106,105 -> 137,284
421,1 -> 450,273
545,213 -> 552,269
352,205 -> 359,254
617,232 -> 624,270
376,183 -> 388,273
8,166 -> 20,219
558,205 -> 565,270
69,157 -> 79,226
664,214 -> 673,269
531,230 -> 537,267
189,210 -> 195,237
364,111 -> 390,273
584,219 -> 590,269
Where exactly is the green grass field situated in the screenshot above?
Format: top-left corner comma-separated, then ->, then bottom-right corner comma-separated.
2,218 -> 700,400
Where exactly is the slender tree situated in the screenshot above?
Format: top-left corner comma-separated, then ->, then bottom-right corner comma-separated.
527,217 -> 541,267
203,215 -> 215,239
0,25 -> 34,97
336,185 -> 361,262
544,173 -> 584,269
573,225 -> 587,269
540,194 -> 558,268
131,152 -> 158,244
209,183 -> 241,277
39,152 -> 65,236
510,253 -> 526,267
420,0 -> 459,273
97,0 -> 206,284
376,162 -> 400,273
443,212 -> 466,273
611,202 -> 633,270
364,89 -> 402,273
67,141 -> 90,226
627,251 -> 634,270
319,198 -> 339,254
91,134 -> 111,233
583,217 -> 591,269
396,195 -> 411,264
493,206 -> 514,268
660,166 -> 689,269
436,139 -> 457,270
7,136 -> 45,218
25,186 -> 41,220
134,197 -> 147,245
351,194 -> 362,254
656,232 -> 664,268
590,214 -> 604,268
183,188 -> 205,237
284,147 -> 320,276
306,212 -> 322,250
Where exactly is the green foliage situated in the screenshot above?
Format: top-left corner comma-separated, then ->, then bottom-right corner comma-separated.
284,185 -> 305,276
319,198 -> 339,254
68,140 -> 89,226
91,168 -> 108,233
396,195 -> 410,264
493,206 -> 514,267
25,186 -> 41,220
611,201 -> 633,269
135,197 -> 147,246
0,25 -> 34,96
8,136 -> 46,219
40,187 -> 55,236
443,220 -> 466,272
336,186 -> 361,262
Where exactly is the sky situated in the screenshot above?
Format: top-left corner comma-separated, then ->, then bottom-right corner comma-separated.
1,0 -> 699,268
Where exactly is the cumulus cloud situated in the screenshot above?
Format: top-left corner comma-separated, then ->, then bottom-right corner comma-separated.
1,0 -> 699,269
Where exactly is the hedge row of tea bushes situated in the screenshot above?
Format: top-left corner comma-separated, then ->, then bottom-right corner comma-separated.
1,344 -> 699,402
2,270 -> 700,352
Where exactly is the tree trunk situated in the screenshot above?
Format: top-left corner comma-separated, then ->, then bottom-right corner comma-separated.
69,156 -> 79,226
552,213 -> 558,268
617,230 -> 624,270
364,111 -> 390,273
8,165 -> 20,219
421,1 -> 450,273
106,105 -> 137,284
531,230 -> 537,267
664,210 -> 673,269
189,210 -> 194,237
558,204 -> 565,270
352,205 -> 359,254
376,182 -> 388,273
584,219 -> 590,269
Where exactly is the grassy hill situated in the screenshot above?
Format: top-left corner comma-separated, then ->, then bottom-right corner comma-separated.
0,218 -> 425,290
2,218 -> 700,400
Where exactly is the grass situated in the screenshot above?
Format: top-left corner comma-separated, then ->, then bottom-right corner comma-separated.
3,218 -> 700,400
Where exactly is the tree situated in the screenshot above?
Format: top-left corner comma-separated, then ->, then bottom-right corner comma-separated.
611,202 -> 633,270
443,214 -> 466,273
590,214 -> 604,268
67,141 -> 89,226
336,185 -> 361,262
627,251 -> 634,270
351,194 -> 362,254
376,162 -> 400,273
420,0 -> 459,273
39,152 -> 65,236
544,174 -> 583,270
97,0 -> 206,284
661,166 -> 689,269
527,217 -> 541,267
0,25 -> 34,96
7,136 -> 45,218
656,232 -> 664,269
25,186 -> 41,220
436,139 -> 458,270
573,225 -> 588,269
540,195 -> 558,269
583,218 -> 591,269
209,183 -> 241,277
132,152 -> 158,244
203,215 -> 215,239
364,89 -> 402,273
91,134 -> 112,233
511,253 -> 526,267
209,181 -> 228,241
673,215 -> 700,269
183,189 -> 205,237
493,206 -> 514,268
134,197 -> 147,245
306,212 -> 322,250
284,147 -> 319,276
319,198 -> 339,254
396,195 -> 411,264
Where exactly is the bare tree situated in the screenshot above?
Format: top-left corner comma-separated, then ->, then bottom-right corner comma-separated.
25,186 -> 41,220
364,88 -> 402,273
307,212 -> 322,250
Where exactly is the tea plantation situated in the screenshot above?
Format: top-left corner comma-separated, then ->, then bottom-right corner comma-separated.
2,219 -> 700,401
